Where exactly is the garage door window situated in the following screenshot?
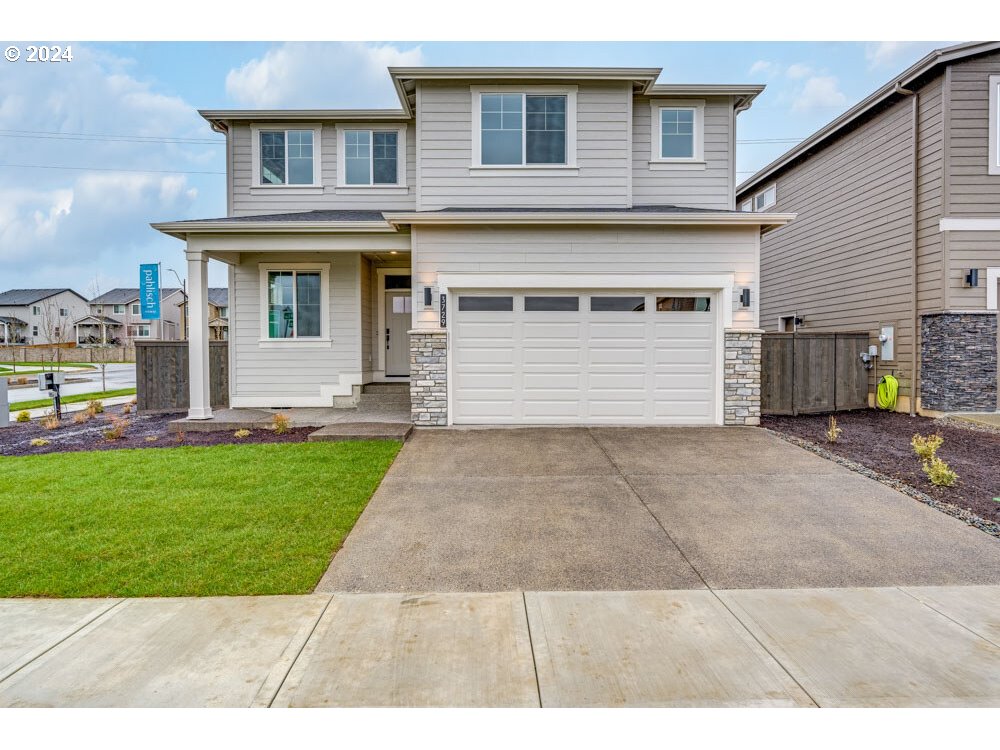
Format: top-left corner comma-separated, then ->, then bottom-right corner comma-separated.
524,296 -> 579,311
590,296 -> 645,312
458,296 -> 514,312
656,296 -> 711,312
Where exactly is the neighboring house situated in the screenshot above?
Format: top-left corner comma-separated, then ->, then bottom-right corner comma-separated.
177,288 -> 228,340
154,66 -> 793,425
737,41 -> 1000,415
0,289 -> 90,345
81,288 -> 185,344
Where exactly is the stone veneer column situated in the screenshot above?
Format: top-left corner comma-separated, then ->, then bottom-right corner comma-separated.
724,328 -> 763,426
920,312 -> 998,412
409,330 -> 448,426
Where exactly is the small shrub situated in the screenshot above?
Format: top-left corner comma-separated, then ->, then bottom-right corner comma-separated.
16,376 -> 28,385
825,415 -> 842,443
72,411 -> 91,424
911,433 -> 944,461
30,438 -> 50,447
87,399 -> 104,415
144,436 -> 158,442
15,410 -> 31,423
234,428 -> 251,439
272,413 -> 291,435
121,403 -> 133,415
41,415 -> 60,430
174,431 -> 185,443
102,416 -> 128,441
922,456 -> 958,487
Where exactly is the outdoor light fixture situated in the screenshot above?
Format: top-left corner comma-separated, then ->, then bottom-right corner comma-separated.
423,286 -> 433,307
966,268 -> 979,287
740,288 -> 751,307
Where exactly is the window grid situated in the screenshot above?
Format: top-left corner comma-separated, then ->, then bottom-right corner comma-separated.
481,93 -> 567,165
260,130 -> 314,185
344,129 -> 399,185
660,108 -> 695,159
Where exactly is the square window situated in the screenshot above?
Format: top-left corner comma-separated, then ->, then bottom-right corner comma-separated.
259,129 -> 314,185
341,128 -> 400,186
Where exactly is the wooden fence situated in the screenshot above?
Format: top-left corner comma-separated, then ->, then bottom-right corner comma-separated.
761,332 -> 870,415
0,345 -> 134,363
135,341 -> 229,414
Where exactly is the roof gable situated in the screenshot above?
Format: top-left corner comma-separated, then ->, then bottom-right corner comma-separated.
0,288 -> 86,306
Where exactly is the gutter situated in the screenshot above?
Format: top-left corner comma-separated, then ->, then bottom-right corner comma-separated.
894,82 -> 920,417
382,211 -> 796,230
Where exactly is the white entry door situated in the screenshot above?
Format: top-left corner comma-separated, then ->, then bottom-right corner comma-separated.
451,290 -> 719,424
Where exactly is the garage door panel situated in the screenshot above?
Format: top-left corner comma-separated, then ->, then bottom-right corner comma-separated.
452,289 -> 718,425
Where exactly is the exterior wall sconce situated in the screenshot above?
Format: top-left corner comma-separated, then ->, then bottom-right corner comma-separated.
740,288 -> 751,307
423,286 -> 433,307
965,268 -> 979,287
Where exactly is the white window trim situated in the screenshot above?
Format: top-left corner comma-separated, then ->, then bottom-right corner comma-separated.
335,123 -> 408,191
470,85 -> 578,171
112,304 -> 125,314
741,199 -> 754,212
250,123 -> 323,192
257,262 -> 331,347
989,75 -> 1000,176
130,303 -> 140,315
649,99 -> 705,168
754,183 -> 777,211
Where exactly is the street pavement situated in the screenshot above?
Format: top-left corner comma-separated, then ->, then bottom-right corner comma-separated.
7,363 -> 135,404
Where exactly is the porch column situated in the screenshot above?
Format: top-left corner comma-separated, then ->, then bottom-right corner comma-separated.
186,249 -> 212,419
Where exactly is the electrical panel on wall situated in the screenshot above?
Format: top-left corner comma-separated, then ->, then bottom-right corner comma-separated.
879,324 -> 895,361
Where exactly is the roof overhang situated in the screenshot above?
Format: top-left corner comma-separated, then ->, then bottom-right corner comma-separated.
200,109 -> 411,130
647,84 -> 764,112
151,219 -> 399,241
383,210 -> 795,231
738,40 -> 1000,197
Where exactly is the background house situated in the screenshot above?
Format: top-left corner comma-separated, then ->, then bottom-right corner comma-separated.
0,289 -> 90,346
737,41 -> 1000,415
82,288 -> 185,344
177,288 -> 227,340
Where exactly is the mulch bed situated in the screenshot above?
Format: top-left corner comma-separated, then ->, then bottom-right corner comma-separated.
763,409 -> 1000,525
0,406 -> 313,457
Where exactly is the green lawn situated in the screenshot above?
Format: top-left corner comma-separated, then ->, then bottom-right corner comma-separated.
0,442 -> 400,597
10,388 -> 137,412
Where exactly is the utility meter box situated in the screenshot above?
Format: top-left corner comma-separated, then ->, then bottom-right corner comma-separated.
37,371 -> 66,391
879,324 -> 895,361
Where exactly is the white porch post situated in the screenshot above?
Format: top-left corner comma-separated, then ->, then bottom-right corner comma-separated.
186,249 -> 212,419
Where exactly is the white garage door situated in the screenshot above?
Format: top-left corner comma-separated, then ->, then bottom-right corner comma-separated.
451,291 -> 718,424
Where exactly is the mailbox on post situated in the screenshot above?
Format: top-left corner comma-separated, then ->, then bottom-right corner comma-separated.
37,371 -> 66,391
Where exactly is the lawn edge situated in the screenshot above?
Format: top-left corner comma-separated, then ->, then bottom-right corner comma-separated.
762,427 -> 1000,541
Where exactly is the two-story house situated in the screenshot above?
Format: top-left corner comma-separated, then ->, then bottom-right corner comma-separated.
737,41 -> 1000,415
0,289 -> 90,345
154,67 -> 792,426
78,288 -> 185,344
177,288 -> 228,341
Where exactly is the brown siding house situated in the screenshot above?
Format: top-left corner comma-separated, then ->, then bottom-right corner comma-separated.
738,41 -> 1000,415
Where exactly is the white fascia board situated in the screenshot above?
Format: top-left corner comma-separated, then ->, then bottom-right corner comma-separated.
940,217 -> 1000,232
150,220 -> 397,240
384,211 -> 795,228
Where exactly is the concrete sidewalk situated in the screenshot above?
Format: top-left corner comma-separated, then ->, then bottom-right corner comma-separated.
1,586 -> 998,707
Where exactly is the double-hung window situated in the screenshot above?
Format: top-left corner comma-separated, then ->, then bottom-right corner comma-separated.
474,88 -> 576,167
344,130 -> 398,185
131,303 -> 140,316
650,100 -> 704,165
257,128 -> 316,185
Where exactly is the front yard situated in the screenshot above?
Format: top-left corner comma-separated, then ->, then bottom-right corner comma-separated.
763,410 -> 1000,526
0,441 -> 400,598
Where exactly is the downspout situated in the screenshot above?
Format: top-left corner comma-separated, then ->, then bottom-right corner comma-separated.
895,82 -> 919,417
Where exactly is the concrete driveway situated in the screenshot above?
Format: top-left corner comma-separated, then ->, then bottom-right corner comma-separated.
318,427 -> 1000,592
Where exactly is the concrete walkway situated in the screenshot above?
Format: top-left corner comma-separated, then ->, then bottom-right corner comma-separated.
319,427 -> 1000,592
1,586 -> 998,707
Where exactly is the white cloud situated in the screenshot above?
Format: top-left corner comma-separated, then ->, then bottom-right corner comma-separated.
785,63 -> 812,80
865,41 -> 953,70
748,60 -> 778,77
0,44 -> 216,289
226,42 -> 425,108
792,75 -> 849,114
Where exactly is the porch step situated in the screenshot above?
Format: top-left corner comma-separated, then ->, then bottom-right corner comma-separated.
358,394 -> 412,411
307,422 -> 412,442
362,382 -> 410,395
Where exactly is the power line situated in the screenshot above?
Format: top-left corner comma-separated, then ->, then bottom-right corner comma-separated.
0,163 -> 225,175
0,128 -> 221,145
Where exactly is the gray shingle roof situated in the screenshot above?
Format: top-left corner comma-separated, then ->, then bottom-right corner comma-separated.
0,288 -> 85,306
90,288 -> 182,304
207,288 -> 228,307
166,210 -> 386,224
434,205 -> 743,214
0,315 -> 27,326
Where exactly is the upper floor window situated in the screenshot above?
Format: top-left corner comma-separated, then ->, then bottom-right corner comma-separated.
472,87 -> 578,169
251,125 -> 321,188
31,306 -> 40,315
59,308 -> 69,317
990,74 -> 1000,176
218,306 -> 229,319
650,100 -> 705,166
113,304 -> 126,314
131,303 -> 140,315
742,184 -> 777,212
336,125 -> 407,189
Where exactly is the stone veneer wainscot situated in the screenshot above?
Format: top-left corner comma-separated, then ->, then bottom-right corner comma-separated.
724,329 -> 763,426
920,312 -> 998,412
409,330 -> 448,426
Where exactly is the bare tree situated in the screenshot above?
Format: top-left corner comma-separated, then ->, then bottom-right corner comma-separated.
38,300 -> 72,371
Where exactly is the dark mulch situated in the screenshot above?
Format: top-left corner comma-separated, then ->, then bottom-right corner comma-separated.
0,406 -> 312,457
763,409 -> 1000,524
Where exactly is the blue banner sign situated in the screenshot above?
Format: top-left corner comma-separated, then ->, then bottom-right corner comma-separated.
139,263 -> 161,320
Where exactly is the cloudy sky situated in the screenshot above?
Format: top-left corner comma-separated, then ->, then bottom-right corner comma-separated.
0,40 -> 953,290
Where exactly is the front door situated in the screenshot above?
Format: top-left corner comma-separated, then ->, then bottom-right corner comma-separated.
385,289 -> 411,377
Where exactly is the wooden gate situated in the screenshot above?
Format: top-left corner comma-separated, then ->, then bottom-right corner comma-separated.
135,341 -> 229,413
761,332 -> 870,415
